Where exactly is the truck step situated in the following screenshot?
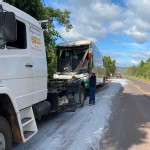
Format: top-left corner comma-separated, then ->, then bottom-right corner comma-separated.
19,106 -> 38,142
21,117 -> 33,127
23,131 -> 35,139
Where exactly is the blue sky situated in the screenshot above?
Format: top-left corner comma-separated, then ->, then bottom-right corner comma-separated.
45,0 -> 150,67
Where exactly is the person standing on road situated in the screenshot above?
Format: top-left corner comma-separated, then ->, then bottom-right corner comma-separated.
88,70 -> 96,105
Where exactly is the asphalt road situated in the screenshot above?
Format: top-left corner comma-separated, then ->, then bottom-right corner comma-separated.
100,78 -> 150,150
12,82 -> 110,150
12,78 -> 150,150
126,78 -> 150,96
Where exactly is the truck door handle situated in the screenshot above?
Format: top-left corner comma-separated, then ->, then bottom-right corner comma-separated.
25,64 -> 33,67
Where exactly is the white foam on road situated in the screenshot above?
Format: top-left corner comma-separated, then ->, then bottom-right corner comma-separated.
13,79 -> 127,150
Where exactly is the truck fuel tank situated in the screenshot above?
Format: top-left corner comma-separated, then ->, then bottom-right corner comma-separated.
32,101 -> 51,119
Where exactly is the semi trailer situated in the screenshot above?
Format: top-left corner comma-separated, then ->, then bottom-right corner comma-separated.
0,1 -> 106,150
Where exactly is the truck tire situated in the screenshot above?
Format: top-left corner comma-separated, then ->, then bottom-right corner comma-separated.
79,85 -> 85,107
0,117 -> 12,150
74,85 -> 86,107
74,85 -> 85,107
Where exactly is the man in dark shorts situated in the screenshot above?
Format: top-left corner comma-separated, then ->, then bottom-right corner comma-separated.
88,70 -> 96,105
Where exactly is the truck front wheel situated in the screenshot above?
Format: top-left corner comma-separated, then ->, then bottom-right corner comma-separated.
0,117 -> 12,150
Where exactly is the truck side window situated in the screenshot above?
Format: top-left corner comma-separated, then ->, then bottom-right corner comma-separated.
7,20 -> 27,49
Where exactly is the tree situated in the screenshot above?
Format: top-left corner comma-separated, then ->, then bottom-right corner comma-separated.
125,58 -> 150,80
43,7 -> 72,77
103,56 -> 116,77
4,0 -> 72,78
110,60 -> 116,75
4,0 -> 47,20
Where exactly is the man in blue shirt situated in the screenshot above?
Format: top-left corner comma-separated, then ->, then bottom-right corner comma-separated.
88,70 -> 96,105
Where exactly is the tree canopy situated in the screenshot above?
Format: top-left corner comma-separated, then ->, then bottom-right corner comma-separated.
124,58 -> 150,79
103,56 -> 116,77
4,0 -> 72,78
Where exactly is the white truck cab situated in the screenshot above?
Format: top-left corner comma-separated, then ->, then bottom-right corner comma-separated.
0,1 -> 47,149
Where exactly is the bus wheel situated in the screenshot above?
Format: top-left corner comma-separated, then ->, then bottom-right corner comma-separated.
0,117 -> 12,150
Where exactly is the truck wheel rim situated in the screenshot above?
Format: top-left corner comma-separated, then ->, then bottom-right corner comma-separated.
0,133 -> 5,150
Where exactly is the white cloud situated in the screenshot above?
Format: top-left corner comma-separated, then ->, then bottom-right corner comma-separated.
54,0 -> 150,44
116,59 -> 139,67
104,51 -> 121,58
109,21 -> 124,33
131,60 -> 139,65
130,51 -> 150,60
54,0 -> 122,42
126,0 -> 150,23
122,42 -> 145,50
116,60 -> 133,67
124,27 -> 148,43
123,0 -> 150,43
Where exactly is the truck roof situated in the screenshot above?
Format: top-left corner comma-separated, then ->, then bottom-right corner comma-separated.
1,1 -> 41,29
56,40 -> 94,47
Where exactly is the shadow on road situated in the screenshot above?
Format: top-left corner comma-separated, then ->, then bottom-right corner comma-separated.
100,84 -> 150,150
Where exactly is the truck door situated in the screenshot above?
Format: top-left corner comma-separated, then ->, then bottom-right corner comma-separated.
29,26 -> 47,105
1,19 -> 33,110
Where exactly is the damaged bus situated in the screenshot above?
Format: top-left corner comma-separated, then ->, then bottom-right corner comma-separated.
54,40 -> 106,88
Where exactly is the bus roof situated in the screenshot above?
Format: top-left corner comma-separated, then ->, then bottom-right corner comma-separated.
56,40 -> 94,47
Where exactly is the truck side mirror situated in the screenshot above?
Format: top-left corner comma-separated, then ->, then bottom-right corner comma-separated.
0,5 -> 17,43
4,12 -> 17,42
0,5 -> 4,27
0,5 -> 4,46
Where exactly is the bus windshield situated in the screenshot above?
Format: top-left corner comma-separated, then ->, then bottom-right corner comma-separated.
56,47 -> 89,72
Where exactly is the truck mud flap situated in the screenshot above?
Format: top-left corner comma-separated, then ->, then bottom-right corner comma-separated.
60,103 -> 76,112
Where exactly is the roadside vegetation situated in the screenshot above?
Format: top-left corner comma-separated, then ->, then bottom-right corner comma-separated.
4,0 -> 72,78
104,56 -> 116,77
124,58 -> 150,80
